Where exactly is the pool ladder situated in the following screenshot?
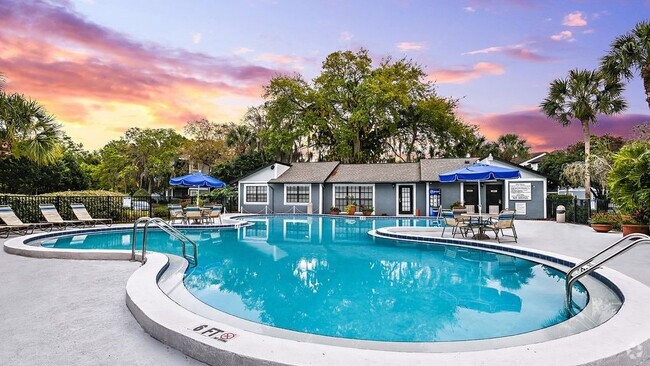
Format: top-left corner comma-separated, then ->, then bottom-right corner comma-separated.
131,217 -> 198,267
565,233 -> 650,310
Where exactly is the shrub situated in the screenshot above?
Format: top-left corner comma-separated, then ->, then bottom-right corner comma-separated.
132,188 -> 149,197
607,140 -> 650,224
330,206 -> 341,212
152,204 -> 169,218
589,212 -> 619,225
39,190 -> 127,197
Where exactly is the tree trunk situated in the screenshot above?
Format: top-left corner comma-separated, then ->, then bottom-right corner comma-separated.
642,63 -> 650,110
353,132 -> 361,162
582,120 -> 591,202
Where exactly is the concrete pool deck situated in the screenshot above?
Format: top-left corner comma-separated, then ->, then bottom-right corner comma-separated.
1,219 -> 650,365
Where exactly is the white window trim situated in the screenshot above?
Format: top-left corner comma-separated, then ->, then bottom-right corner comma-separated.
283,184 -> 311,206
395,183 -> 417,216
331,184 -> 375,212
282,219 -> 311,242
243,184 -> 269,205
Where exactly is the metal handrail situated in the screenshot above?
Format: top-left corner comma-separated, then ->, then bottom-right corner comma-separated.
131,217 -> 198,267
566,233 -> 650,310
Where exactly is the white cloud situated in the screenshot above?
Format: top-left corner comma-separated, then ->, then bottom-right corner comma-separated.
550,30 -> 574,42
257,53 -> 305,70
563,11 -> 587,26
233,47 -> 254,55
396,42 -> 426,51
582,29 -> 595,34
192,33 -> 202,44
464,6 -> 476,12
340,31 -> 354,41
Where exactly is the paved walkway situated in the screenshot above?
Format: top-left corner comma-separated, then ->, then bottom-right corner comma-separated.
1,220 -> 649,365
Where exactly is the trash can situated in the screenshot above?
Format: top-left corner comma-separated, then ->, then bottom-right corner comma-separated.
556,205 -> 566,223
307,202 -> 313,214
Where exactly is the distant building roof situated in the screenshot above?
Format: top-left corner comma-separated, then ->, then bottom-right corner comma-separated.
326,163 -> 421,183
270,162 -> 340,183
420,158 -> 479,181
519,152 -> 548,166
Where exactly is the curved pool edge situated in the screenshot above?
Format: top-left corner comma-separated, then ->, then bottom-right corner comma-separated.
4,226 -> 650,365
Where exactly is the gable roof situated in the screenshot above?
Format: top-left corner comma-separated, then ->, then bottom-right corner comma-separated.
270,162 -> 340,183
326,163 -> 421,183
232,161 -> 290,184
518,152 -> 548,165
484,156 -> 550,179
420,158 -> 479,181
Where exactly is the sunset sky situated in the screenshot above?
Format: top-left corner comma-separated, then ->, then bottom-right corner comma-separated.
1,0 -> 649,152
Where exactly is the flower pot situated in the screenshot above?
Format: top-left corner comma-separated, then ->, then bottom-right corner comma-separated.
622,224 -> 650,236
330,210 -> 340,215
346,207 -> 356,215
591,224 -> 613,233
362,210 -> 372,216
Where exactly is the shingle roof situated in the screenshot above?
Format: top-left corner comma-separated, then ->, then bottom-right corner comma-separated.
270,162 -> 340,183
419,158 -> 479,181
326,163 -> 421,183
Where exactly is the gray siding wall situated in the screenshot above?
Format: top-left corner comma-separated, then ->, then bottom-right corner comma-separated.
506,180 -> 545,219
375,184 -> 394,216
415,183 -> 427,216
428,182 -> 462,211
265,183 -> 320,214
323,185 -> 333,212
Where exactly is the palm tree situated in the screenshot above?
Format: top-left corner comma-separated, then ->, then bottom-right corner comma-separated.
0,91 -> 61,164
600,21 -> 650,109
226,125 -> 255,155
494,134 -> 531,162
540,69 -> 627,201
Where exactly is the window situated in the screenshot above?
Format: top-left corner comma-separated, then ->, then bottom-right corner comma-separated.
334,185 -> 373,210
245,185 -> 268,204
285,184 -> 310,204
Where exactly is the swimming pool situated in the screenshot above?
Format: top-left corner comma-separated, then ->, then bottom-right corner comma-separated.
39,215 -> 589,343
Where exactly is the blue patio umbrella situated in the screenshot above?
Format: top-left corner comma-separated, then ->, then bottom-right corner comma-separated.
169,172 -> 226,188
439,163 -> 521,212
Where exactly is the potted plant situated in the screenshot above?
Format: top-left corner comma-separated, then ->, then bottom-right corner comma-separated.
589,212 -> 617,233
620,209 -> 650,236
346,203 -> 356,215
361,205 -> 374,216
607,140 -> 650,236
330,206 -> 341,215
450,201 -> 464,209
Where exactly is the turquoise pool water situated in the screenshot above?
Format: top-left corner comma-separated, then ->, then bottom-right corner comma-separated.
40,215 -> 587,342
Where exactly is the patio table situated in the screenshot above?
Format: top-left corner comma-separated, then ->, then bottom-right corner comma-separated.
461,213 -> 497,240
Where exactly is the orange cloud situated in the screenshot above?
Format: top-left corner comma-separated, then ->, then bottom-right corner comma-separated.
551,30 -> 574,41
464,43 -> 553,62
0,0 -> 288,150
428,62 -> 504,84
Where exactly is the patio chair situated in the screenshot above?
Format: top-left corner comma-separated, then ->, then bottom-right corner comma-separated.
441,209 -> 472,238
39,204 -> 84,229
70,203 -> 112,227
485,210 -> 517,243
168,204 -> 186,225
185,207 -> 205,224
465,205 -> 475,214
204,205 -> 223,224
0,205 -> 53,237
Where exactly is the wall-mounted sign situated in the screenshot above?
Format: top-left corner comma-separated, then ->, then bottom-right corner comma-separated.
515,202 -> 527,215
509,183 -> 532,201
122,197 -> 132,208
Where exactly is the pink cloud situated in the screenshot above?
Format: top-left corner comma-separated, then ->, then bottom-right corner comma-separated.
464,44 -> 553,62
550,30 -> 574,42
563,11 -> 587,27
469,110 -> 649,150
428,62 -> 504,84
396,42 -> 426,51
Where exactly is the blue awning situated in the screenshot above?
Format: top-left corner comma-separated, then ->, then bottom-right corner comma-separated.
439,163 -> 521,182
169,172 -> 226,188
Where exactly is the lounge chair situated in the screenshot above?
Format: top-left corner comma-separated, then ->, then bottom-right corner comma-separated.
70,203 -> 113,227
185,207 -> 205,224
0,205 -> 52,237
485,210 -> 518,243
441,209 -> 472,238
39,204 -> 84,229
168,204 -> 186,225
204,205 -> 223,224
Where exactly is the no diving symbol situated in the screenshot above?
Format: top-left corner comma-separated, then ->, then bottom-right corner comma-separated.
219,333 -> 236,342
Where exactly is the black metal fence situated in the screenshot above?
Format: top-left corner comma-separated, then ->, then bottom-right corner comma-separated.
546,195 -> 611,225
0,195 -> 156,224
